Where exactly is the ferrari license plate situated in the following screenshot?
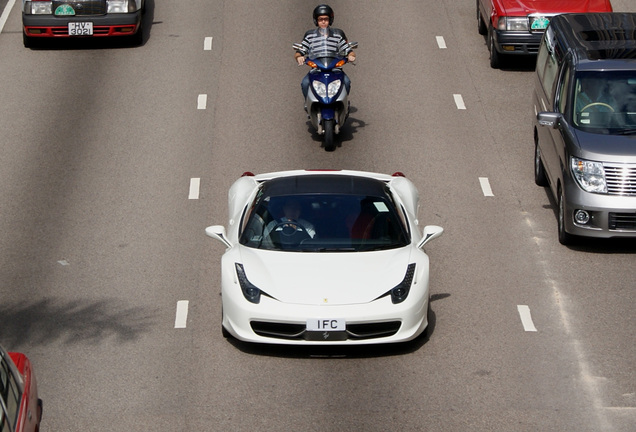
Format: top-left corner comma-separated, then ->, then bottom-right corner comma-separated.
68,22 -> 93,36
306,318 -> 345,331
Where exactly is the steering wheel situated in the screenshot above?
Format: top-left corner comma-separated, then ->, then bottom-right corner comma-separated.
580,102 -> 615,113
272,220 -> 309,238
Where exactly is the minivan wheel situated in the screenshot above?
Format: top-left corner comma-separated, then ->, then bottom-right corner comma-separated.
534,140 -> 548,186
558,187 -> 574,245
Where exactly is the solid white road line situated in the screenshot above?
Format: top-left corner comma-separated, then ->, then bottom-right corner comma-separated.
517,305 -> 538,332
189,178 -> 200,200
197,94 -> 207,110
453,94 -> 466,110
436,36 -> 447,49
479,177 -> 494,196
175,301 -> 189,328
204,37 -> 213,50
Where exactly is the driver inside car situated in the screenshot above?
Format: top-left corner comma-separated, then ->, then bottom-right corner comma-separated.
265,198 -> 316,241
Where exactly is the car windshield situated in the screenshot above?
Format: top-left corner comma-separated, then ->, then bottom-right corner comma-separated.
572,71 -> 636,134
239,192 -> 410,252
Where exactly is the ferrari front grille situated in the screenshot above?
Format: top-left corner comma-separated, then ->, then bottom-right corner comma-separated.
250,321 -> 402,341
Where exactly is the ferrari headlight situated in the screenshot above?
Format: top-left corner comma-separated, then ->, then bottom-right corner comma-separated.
327,80 -> 341,98
498,17 -> 528,31
26,1 -> 52,14
235,263 -> 261,304
107,0 -> 136,13
390,264 -> 416,304
312,81 -> 327,98
571,157 -> 607,193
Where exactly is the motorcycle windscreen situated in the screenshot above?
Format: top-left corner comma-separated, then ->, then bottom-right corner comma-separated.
306,28 -> 349,62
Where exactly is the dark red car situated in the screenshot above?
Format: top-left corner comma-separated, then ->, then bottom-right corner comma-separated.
476,0 -> 613,68
1,345 -> 42,432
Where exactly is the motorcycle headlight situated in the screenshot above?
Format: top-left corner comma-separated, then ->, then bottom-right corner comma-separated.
312,81 -> 327,98
571,157 -> 607,193
498,17 -> 528,31
26,1 -> 52,14
235,263 -> 261,304
327,80 -> 342,98
107,0 -> 136,13
390,264 -> 416,304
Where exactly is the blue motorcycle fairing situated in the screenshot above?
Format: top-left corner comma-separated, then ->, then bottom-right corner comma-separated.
308,68 -> 345,105
321,106 -> 336,121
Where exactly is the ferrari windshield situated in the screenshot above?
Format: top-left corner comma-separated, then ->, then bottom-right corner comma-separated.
238,177 -> 410,252
572,72 -> 636,134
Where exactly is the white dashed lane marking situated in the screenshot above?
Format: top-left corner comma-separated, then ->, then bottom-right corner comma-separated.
204,37 -> 213,50
197,94 -> 207,110
453,94 -> 466,110
517,305 -> 538,332
175,301 -> 189,328
189,178 -> 200,200
479,177 -> 494,196
436,36 -> 447,49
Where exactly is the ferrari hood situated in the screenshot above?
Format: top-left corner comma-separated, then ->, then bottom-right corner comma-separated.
237,247 -> 417,305
500,0 -> 610,15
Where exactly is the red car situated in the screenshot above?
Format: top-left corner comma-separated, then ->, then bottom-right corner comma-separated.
476,0 -> 613,68
22,0 -> 146,48
0,345 -> 42,432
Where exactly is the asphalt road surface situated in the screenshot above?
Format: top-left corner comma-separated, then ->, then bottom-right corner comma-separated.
1,1 -> 635,431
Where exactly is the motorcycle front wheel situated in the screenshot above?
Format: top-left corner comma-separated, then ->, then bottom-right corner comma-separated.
323,119 -> 336,152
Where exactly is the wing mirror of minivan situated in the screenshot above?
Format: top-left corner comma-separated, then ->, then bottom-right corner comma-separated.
537,112 -> 563,129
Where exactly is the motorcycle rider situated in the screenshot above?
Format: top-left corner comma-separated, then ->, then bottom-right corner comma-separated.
294,4 -> 356,99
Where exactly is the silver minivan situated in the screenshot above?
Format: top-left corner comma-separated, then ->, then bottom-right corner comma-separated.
533,13 -> 636,244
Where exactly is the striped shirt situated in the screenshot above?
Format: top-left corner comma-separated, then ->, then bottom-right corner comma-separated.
298,27 -> 352,58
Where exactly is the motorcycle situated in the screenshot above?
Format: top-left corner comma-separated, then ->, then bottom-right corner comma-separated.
293,40 -> 358,151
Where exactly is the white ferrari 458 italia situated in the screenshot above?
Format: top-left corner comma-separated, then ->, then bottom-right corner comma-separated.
206,170 -> 443,345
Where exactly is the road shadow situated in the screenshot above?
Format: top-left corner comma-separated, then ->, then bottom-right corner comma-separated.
0,297 -> 156,349
305,106 -> 366,151
226,293 -> 451,359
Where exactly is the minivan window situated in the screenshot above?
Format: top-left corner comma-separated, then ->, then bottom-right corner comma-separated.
557,64 -> 572,114
572,71 -> 636,134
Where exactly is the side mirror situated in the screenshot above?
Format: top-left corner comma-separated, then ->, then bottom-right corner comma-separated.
417,225 -> 443,249
537,112 -> 562,129
205,225 -> 232,249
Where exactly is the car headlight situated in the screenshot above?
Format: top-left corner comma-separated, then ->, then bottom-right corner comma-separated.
390,263 -> 416,304
107,0 -> 136,13
235,263 -> 261,304
312,81 -> 327,98
26,1 -> 52,14
327,80 -> 341,98
571,157 -> 607,193
498,17 -> 528,31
